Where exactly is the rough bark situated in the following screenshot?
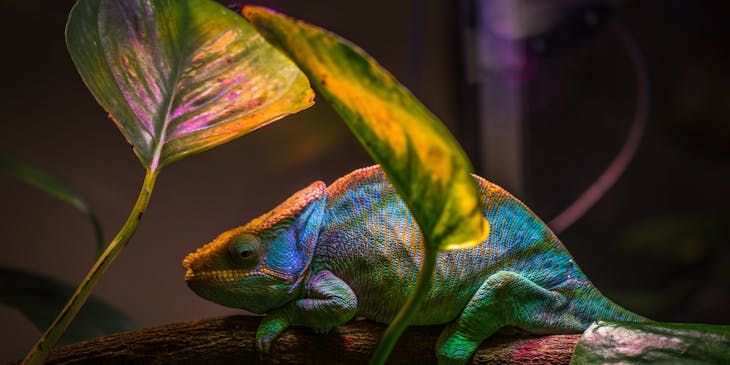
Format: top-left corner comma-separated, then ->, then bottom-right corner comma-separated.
35,316 -> 580,364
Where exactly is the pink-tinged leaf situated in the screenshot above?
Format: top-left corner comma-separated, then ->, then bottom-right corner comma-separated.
66,0 -> 314,171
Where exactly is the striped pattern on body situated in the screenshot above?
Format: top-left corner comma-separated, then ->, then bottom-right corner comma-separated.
313,165 -> 642,330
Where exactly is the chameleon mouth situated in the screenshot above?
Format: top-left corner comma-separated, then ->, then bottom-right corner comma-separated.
184,268 -> 252,283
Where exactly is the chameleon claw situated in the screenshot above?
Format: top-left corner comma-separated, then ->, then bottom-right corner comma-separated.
255,338 -> 270,353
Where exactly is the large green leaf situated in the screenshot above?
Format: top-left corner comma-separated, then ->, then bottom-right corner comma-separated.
0,266 -> 135,344
66,0 -> 314,171
0,156 -> 105,255
242,6 -> 488,251
571,320 -> 730,364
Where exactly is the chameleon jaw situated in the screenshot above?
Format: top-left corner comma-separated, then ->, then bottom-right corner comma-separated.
184,268 -> 253,283
184,267 -> 296,313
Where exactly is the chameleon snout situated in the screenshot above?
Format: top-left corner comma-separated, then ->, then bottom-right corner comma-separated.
182,261 -> 194,280
182,251 -> 197,274
182,232 -> 235,279
182,250 -> 218,280
182,248 -> 219,282
182,254 -> 199,283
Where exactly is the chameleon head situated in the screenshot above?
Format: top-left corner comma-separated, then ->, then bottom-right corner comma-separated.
183,181 -> 327,313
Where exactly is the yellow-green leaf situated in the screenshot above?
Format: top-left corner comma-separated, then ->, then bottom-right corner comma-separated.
66,0 -> 314,171
243,6 -> 488,251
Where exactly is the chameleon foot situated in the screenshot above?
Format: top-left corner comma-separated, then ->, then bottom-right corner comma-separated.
434,270 -> 570,363
256,313 -> 290,352
436,325 -> 480,365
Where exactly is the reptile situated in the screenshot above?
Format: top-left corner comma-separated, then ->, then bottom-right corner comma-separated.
183,165 -> 646,364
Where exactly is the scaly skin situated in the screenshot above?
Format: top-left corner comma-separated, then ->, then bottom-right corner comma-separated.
183,165 -> 646,364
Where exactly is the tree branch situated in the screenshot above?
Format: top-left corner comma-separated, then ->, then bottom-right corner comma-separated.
37,316 -> 580,364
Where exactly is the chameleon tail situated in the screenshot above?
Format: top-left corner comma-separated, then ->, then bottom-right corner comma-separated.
578,286 -> 649,325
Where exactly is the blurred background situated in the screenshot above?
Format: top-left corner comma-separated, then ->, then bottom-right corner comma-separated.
1,0 -> 728,361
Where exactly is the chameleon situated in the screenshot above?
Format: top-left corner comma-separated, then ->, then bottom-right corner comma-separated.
183,165 -> 646,364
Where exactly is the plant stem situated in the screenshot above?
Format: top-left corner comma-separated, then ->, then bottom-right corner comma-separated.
22,169 -> 159,365
369,245 -> 438,365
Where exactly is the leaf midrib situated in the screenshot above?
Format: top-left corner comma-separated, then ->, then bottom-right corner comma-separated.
148,5 -> 190,171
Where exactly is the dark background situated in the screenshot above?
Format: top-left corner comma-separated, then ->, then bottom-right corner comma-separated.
1,0 -> 728,361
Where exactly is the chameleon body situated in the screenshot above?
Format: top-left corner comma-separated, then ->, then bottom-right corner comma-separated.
183,165 -> 645,364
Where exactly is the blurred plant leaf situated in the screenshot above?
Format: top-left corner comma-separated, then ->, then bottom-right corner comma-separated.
66,0 -> 314,171
0,266 -> 135,344
0,156 -> 104,255
622,214 -> 726,264
571,320 -> 730,364
243,6 -> 488,251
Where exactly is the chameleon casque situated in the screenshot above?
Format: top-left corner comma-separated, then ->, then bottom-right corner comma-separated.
183,165 -> 645,364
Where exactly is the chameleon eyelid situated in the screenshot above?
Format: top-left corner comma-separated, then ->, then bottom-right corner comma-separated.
228,235 -> 261,264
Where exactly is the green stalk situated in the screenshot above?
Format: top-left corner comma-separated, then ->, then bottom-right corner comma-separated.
22,169 -> 159,365
370,245 -> 438,365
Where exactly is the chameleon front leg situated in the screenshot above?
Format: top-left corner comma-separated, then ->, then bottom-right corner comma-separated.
256,270 -> 357,352
436,270 -> 569,365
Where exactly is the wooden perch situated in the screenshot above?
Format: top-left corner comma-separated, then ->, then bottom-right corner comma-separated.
39,316 -> 580,364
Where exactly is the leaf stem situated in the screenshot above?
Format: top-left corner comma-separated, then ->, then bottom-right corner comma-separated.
22,168 -> 159,365
370,245 -> 438,365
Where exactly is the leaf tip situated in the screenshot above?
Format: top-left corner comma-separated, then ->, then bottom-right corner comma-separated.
240,5 -> 276,22
441,217 -> 490,251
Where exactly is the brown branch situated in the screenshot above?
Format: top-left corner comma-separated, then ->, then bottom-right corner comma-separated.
25,316 -> 580,364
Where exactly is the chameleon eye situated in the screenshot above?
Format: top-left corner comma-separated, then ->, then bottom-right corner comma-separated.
228,234 -> 260,265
